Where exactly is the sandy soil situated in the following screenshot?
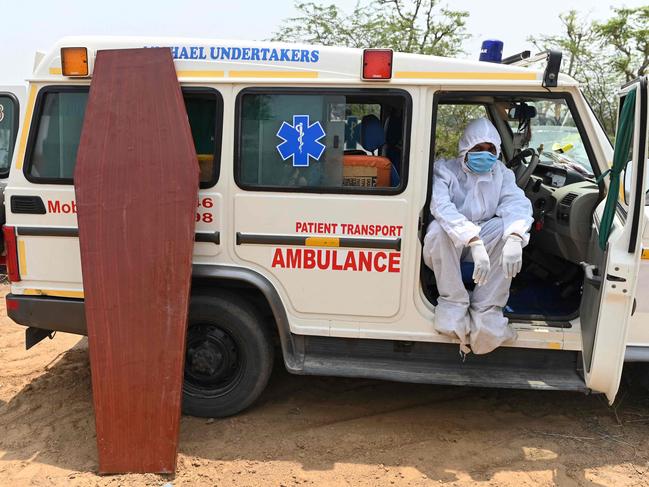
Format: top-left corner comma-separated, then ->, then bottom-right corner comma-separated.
1,286 -> 649,486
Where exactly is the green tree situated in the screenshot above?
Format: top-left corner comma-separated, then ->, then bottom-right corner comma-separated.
272,0 -> 469,56
594,6 -> 649,82
529,7 -> 648,137
273,1 -> 472,160
529,10 -> 619,136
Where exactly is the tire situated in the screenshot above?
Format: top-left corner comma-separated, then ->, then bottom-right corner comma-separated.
624,363 -> 649,391
182,291 -> 274,418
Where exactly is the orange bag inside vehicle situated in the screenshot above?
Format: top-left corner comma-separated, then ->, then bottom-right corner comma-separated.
342,154 -> 392,188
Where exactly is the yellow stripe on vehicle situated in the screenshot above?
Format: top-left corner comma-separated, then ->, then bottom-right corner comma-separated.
17,240 -> 27,275
305,237 -> 340,247
642,249 -> 649,260
49,67 -> 62,75
15,85 -> 38,170
176,70 -> 225,78
23,289 -> 85,299
394,71 -> 537,80
548,342 -> 562,350
228,70 -> 319,78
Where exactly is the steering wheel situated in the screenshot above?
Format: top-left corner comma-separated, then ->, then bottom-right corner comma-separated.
507,148 -> 540,189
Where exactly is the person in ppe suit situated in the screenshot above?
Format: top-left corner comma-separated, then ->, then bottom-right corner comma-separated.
423,117 -> 533,355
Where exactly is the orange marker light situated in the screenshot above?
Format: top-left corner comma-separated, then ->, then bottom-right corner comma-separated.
362,49 -> 393,80
61,47 -> 89,76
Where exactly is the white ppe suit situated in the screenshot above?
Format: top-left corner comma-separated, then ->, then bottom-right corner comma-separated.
423,118 -> 533,354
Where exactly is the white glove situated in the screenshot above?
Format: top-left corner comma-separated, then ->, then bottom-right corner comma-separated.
502,235 -> 523,279
468,239 -> 490,286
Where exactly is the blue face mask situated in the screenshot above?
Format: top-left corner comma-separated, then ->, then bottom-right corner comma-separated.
466,151 -> 498,173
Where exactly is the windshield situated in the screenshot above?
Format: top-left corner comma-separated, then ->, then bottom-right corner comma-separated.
505,98 -> 593,175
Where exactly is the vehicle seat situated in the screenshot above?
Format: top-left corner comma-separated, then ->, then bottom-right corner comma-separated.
359,114 -> 384,154
343,115 -> 394,188
383,114 -> 402,187
460,261 -> 475,285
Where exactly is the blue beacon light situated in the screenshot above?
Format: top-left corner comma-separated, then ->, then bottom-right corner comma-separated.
479,40 -> 504,63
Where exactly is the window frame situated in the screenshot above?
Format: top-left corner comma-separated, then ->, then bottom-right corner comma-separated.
422,90 -> 606,244
23,85 -> 224,188
234,87 -> 412,195
430,91 -> 602,178
0,91 -> 20,179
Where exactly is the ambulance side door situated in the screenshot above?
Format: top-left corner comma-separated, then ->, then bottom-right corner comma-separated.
580,76 -> 648,403
231,87 -> 414,334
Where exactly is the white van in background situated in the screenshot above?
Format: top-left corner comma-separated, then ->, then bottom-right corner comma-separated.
0,85 -> 25,258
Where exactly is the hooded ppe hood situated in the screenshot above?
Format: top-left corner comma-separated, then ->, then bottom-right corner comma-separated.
458,117 -> 502,161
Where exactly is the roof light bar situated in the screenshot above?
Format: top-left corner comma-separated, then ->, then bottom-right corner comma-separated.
510,49 -> 563,87
479,40 -> 503,63
501,50 -> 531,65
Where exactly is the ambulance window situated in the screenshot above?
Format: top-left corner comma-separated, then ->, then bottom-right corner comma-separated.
0,94 -> 18,176
25,87 -> 223,187
28,90 -> 88,181
184,90 -> 222,188
236,90 -> 409,193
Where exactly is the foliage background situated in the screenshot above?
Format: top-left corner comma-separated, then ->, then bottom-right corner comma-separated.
274,1 -> 648,145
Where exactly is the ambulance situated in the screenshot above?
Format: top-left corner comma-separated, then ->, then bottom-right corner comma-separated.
1,37 -> 647,417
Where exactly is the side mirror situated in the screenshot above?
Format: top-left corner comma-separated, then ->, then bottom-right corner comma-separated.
508,102 -> 538,121
624,160 -> 649,206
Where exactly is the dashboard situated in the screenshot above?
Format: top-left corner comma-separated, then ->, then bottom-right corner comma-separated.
525,163 -> 600,264
531,162 -> 592,189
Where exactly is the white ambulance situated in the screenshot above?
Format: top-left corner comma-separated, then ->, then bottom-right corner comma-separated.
2,37 -> 647,417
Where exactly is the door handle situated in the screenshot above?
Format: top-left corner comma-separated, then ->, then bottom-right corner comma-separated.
581,262 -> 602,290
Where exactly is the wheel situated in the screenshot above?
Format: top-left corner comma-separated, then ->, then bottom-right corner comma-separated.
182,292 -> 274,418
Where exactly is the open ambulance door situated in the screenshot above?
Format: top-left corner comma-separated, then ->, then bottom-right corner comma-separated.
580,76 -> 648,404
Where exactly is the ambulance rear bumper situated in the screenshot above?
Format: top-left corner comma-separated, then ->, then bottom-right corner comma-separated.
6,293 -> 87,336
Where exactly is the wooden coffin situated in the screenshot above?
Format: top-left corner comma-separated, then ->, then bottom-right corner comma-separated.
74,47 -> 198,474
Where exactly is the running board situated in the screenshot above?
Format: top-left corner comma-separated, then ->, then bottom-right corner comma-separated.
296,336 -> 589,392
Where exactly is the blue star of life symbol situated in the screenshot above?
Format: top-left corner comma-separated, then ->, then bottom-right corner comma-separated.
276,115 -> 326,167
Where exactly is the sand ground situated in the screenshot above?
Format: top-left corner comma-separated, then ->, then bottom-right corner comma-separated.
1,286 -> 649,486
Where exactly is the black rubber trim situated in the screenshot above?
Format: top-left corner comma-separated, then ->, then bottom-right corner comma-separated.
6,293 -> 87,336
628,76 -> 647,253
17,226 -> 78,237
16,226 -> 220,243
195,231 -> 220,244
236,232 -> 401,250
